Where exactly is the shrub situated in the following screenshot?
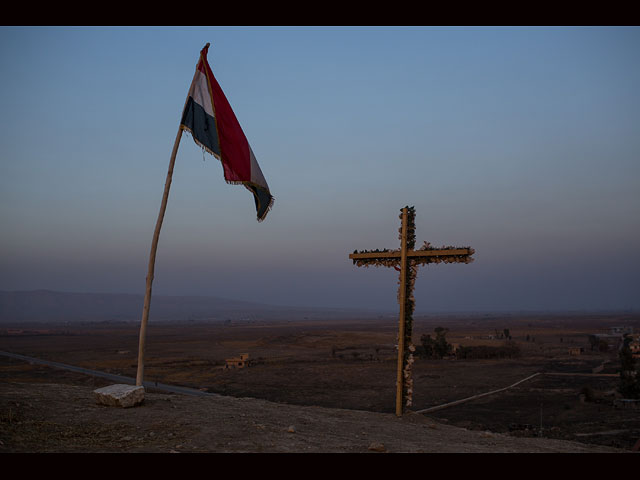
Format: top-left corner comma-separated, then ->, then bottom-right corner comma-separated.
456,341 -> 521,360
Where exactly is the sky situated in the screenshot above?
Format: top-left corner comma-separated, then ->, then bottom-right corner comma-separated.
1,26 -> 639,314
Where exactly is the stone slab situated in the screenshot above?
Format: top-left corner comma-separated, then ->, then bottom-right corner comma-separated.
94,384 -> 145,408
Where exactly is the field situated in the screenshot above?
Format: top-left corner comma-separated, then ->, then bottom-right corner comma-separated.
2,312 -> 640,451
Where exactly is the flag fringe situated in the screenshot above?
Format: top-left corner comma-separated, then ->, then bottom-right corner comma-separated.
181,125 -> 220,160
181,125 -> 274,221
248,185 -> 275,223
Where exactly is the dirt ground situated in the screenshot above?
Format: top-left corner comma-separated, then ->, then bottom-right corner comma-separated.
1,313 -> 639,453
0,379 -> 627,453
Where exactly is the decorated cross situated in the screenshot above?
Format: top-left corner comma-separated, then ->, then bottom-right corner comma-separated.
349,206 -> 474,416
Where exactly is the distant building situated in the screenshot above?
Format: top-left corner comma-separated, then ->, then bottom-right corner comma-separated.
610,326 -> 634,335
588,327 -> 636,352
569,347 -> 584,356
225,353 -> 250,369
588,334 -> 624,351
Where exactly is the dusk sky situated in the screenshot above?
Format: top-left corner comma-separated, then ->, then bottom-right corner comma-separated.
1,26 -> 639,313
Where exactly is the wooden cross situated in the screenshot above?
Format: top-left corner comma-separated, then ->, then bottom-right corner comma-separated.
349,206 -> 474,416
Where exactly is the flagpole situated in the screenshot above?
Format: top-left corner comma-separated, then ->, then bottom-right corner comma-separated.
136,126 -> 184,387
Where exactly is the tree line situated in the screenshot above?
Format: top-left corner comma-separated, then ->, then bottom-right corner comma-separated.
418,326 -> 521,360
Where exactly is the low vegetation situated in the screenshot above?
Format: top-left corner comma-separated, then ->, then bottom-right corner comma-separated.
456,341 -> 521,360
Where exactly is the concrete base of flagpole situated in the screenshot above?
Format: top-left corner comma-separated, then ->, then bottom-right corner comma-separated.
94,384 -> 145,408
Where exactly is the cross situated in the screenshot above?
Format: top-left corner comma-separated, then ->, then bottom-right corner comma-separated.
349,206 -> 475,416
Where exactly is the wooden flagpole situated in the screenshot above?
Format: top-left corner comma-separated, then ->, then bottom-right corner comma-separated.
135,127 -> 184,387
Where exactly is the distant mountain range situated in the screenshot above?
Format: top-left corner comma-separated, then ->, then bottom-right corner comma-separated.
0,290 -> 369,324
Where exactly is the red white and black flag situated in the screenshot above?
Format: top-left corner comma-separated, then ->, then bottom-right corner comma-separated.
180,43 -> 273,221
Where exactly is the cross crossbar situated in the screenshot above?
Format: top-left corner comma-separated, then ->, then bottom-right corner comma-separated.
350,248 -> 473,260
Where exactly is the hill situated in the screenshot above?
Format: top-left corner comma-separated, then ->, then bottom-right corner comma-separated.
0,380 -> 627,453
0,290 -> 365,324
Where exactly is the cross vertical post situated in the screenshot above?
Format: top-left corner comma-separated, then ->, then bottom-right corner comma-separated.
395,207 -> 409,416
349,206 -> 474,416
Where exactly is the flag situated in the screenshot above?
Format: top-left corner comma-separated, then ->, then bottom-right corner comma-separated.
180,43 -> 273,221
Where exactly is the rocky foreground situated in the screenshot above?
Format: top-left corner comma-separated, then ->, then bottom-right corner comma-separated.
0,381 -> 628,453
